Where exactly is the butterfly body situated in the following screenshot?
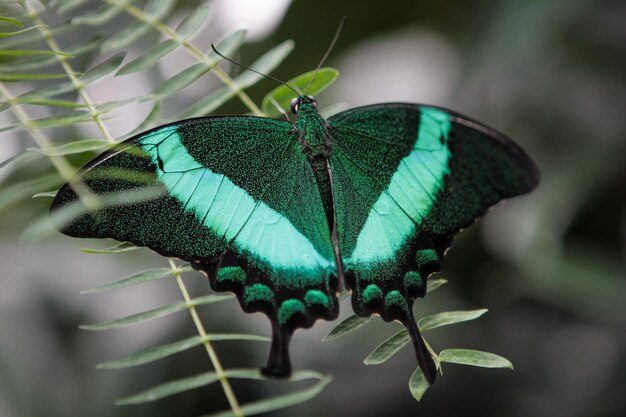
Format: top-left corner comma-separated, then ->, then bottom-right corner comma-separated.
51,95 -> 538,384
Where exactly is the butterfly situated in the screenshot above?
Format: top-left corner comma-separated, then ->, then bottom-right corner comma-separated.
50,94 -> 538,384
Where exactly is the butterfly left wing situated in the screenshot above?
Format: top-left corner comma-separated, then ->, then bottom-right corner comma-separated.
50,117 -> 339,377
328,104 -> 539,383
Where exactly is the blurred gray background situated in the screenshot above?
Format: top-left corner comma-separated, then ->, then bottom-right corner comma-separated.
1,0 -> 625,416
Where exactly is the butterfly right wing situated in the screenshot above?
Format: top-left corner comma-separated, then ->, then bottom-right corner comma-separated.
51,116 -> 338,377
328,103 -> 538,383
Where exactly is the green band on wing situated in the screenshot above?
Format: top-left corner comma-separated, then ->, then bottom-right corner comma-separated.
347,107 -> 451,267
139,127 -> 334,285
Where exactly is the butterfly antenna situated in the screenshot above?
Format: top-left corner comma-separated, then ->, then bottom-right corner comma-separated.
305,16 -> 347,96
211,44 -> 301,96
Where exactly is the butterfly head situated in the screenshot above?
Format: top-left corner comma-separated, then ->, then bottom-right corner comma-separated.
290,96 -> 317,114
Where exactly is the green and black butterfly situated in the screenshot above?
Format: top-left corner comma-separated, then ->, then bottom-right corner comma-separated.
50,93 -> 538,384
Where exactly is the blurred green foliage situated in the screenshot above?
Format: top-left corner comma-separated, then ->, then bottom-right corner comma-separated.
1,1 -> 624,417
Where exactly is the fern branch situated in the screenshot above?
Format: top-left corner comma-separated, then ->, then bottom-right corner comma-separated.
0,80 -> 101,209
167,258 -> 244,417
21,0 -> 115,143
103,0 -> 264,116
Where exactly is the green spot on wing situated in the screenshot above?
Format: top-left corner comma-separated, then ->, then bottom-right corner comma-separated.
278,299 -> 306,325
415,249 -> 438,268
403,271 -> 423,289
304,289 -> 329,308
362,284 -> 383,303
244,283 -> 274,305
217,266 -> 246,284
384,290 -> 409,313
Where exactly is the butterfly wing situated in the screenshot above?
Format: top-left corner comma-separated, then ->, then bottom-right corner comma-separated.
50,116 -> 339,377
328,103 -> 538,383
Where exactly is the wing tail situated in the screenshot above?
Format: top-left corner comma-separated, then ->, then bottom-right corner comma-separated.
405,311 -> 437,385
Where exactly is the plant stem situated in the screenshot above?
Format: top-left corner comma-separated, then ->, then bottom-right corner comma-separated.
167,258 -> 244,417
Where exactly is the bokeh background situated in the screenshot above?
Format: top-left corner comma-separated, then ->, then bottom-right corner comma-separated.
1,0 -> 625,416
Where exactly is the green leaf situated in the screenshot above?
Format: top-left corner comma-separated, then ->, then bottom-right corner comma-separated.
32,191 -> 57,199
99,336 -> 203,369
9,111 -> 97,131
0,23 -> 71,49
438,349 -> 514,369
175,4 -> 212,38
72,2 -> 126,25
80,52 -> 127,84
207,375 -> 332,417
16,53 -> 125,102
101,0 -> 176,53
0,36 -> 101,73
116,5 -> 213,74
427,278 -> 447,293
177,39 -> 293,118
364,309 -> 489,365
116,371 -> 222,405
116,368 -> 316,405
149,62 -> 210,98
0,173 -> 62,212
261,68 -> 339,116
0,49 -> 71,57
93,97 -> 139,113
149,30 -> 246,100
116,40 -> 177,75
322,314 -> 373,341
0,16 -> 23,27
27,139 -> 109,156
80,294 -> 234,331
81,266 -> 193,294
0,151 -> 41,172
363,329 -> 410,365
12,98 -> 85,109
98,334 -> 270,369
418,309 -> 488,332
0,25 -> 42,38
408,368 -> 430,402
0,56 -> 57,73
0,72 -> 67,81
225,40 -> 294,86
80,242 -> 140,254
55,0 -> 89,15
19,110 -> 93,129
